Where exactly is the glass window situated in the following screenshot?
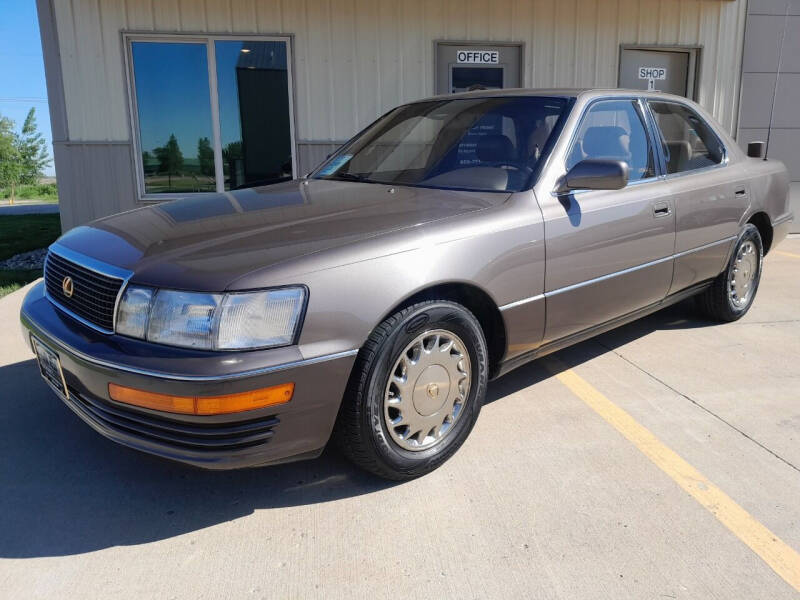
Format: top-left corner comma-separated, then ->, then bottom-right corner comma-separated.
648,102 -> 725,174
313,97 -> 569,193
131,42 -> 216,194
451,67 -> 503,93
130,37 -> 294,196
215,41 -> 293,190
566,99 -> 656,182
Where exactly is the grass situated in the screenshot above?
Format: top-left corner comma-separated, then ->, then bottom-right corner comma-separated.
1,183 -> 59,204
0,214 -> 62,261
0,269 -> 42,298
0,214 -> 62,298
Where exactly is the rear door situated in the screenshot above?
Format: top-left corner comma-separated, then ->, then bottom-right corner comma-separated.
645,100 -> 748,293
541,97 -> 676,344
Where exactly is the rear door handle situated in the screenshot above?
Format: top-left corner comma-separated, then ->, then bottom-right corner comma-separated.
735,188 -> 748,197
653,202 -> 671,217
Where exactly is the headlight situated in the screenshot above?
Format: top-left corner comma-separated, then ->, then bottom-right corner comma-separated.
116,285 -> 306,350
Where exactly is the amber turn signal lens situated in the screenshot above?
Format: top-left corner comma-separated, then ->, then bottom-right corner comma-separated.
108,382 -> 294,415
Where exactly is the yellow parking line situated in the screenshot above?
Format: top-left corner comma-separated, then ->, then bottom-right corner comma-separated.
548,362 -> 800,592
774,250 -> 800,260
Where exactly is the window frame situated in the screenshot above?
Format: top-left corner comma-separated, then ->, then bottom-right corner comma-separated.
643,98 -> 729,179
123,32 -> 298,201
563,96 -> 663,189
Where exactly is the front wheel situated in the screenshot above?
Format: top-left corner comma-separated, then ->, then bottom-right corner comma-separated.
696,223 -> 763,322
333,300 -> 488,480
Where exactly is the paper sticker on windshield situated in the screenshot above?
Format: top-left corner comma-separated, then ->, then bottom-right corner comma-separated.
319,154 -> 352,175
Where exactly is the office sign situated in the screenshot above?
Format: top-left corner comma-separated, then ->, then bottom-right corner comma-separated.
456,50 -> 500,64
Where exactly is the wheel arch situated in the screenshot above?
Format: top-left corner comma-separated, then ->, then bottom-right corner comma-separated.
377,282 -> 507,378
747,211 -> 773,254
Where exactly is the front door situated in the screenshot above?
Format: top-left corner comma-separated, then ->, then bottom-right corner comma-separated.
541,98 -> 676,344
435,42 -> 522,95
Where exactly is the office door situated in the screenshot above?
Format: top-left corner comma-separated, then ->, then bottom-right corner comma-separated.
435,42 -> 522,95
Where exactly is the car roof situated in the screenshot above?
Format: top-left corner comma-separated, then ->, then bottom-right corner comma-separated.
414,87 -> 691,104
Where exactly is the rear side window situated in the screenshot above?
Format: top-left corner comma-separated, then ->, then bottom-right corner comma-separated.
648,102 -> 725,174
566,99 -> 656,183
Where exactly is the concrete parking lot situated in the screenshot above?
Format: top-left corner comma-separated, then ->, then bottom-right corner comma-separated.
1,238 -> 799,599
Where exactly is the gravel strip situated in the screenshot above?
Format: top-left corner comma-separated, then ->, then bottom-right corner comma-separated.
0,248 -> 48,270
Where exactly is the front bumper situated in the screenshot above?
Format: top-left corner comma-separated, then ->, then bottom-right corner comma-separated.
20,282 -> 358,470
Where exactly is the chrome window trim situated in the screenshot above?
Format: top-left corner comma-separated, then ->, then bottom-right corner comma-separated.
499,236 -> 736,311
553,173 -> 661,197
22,308 -> 358,382
44,242 -> 134,335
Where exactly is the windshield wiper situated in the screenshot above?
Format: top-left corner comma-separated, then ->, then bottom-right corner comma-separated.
326,172 -> 378,184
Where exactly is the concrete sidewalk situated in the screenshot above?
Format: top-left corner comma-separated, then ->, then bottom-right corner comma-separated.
0,202 -> 60,215
1,242 -> 799,599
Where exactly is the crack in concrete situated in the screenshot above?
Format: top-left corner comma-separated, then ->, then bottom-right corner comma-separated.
734,319 -> 800,325
594,339 -> 800,476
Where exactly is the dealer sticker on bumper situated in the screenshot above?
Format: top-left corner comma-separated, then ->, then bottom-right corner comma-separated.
31,336 -> 68,399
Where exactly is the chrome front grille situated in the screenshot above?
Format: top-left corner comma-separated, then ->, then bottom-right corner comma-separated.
44,251 -> 124,332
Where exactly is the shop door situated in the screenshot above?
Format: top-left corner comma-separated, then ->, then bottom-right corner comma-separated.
435,43 -> 522,95
618,47 -> 696,98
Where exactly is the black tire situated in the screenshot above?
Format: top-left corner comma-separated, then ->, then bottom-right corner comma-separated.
333,300 -> 488,480
696,223 -> 763,322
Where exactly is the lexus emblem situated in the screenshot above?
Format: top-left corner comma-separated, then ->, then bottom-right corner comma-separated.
62,276 -> 74,298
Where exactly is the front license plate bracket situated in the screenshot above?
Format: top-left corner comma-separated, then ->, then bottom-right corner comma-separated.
31,335 -> 69,399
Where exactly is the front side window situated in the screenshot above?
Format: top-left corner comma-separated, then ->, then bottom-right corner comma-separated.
648,102 -> 725,174
313,97 -> 569,193
130,37 -> 294,196
566,99 -> 656,182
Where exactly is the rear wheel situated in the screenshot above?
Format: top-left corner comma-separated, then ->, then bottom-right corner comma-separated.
333,300 -> 488,480
696,223 -> 763,322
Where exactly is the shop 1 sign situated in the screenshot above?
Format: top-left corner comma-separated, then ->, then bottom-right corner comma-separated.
638,67 -> 667,80
638,66 -> 667,91
456,50 -> 500,64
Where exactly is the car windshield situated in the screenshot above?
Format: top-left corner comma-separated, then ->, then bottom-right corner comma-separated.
312,96 -> 570,193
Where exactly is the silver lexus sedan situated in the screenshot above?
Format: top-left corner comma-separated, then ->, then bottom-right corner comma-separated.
20,89 -> 792,479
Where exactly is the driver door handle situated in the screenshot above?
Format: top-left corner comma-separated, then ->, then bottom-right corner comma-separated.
653,201 -> 671,218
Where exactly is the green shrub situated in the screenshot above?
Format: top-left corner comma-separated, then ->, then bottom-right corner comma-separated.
1,182 -> 59,200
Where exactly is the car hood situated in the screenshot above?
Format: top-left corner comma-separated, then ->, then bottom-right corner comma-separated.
56,179 -> 506,291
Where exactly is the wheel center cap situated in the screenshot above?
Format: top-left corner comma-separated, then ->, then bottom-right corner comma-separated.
412,365 -> 451,416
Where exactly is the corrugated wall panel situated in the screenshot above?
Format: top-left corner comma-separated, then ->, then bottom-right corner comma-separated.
152,0 -> 181,31
54,0 -> 748,152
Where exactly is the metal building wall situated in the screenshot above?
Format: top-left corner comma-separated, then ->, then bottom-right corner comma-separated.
737,0 -> 800,233
41,0 -> 748,229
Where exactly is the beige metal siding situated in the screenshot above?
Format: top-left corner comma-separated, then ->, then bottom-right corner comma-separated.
52,141 -> 138,230
54,0 -> 747,146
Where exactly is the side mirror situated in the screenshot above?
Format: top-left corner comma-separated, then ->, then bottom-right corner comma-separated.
556,159 -> 629,195
747,141 -> 766,159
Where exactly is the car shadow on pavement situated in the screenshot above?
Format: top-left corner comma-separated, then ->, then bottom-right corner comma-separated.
484,298 -> 715,403
0,300 -> 713,558
0,358 -> 402,559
